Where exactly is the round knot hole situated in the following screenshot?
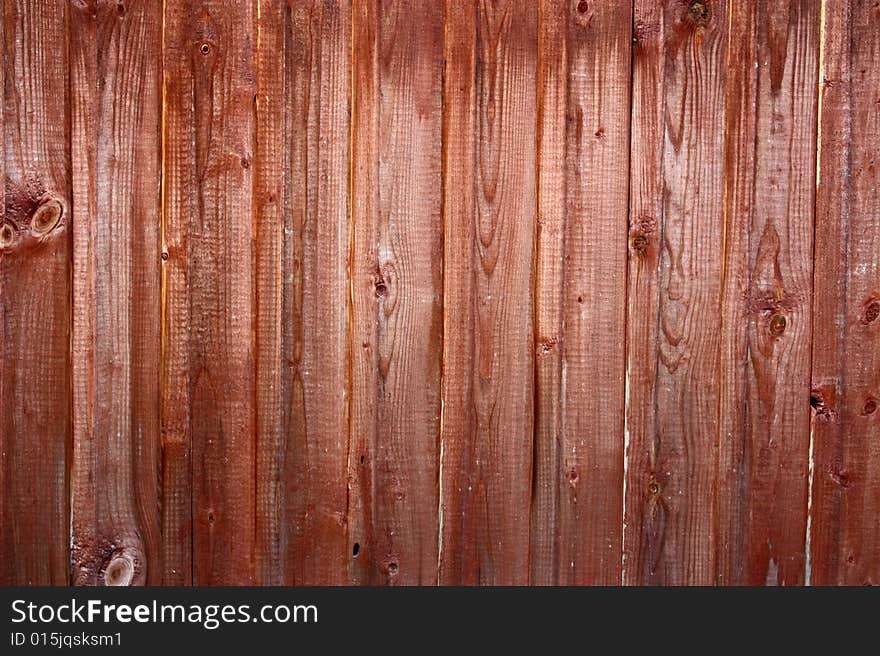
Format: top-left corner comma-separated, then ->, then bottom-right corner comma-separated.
648,481 -> 661,496
31,199 -> 63,235
863,398 -> 877,416
864,300 -> 880,324
0,223 -> 15,248
769,313 -> 787,336
200,43 -> 211,55
577,1 -> 589,13
103,555 -> 135,586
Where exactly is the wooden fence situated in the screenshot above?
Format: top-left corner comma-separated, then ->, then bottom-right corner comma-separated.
0,0 -> 876,586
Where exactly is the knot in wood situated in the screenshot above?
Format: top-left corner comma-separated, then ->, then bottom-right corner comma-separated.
769,313 -> 787,336
31,199 -> 64,235
687,1 -> 710,27
0,222 -> 16,249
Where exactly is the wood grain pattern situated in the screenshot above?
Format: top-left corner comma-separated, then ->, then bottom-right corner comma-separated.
532,0 -> 631,585
70,0 -> 163,587
439,0 -> 537,585
810,0 -> 880,586
350,0 -> 443,585
0,0 -> 70,585
256,0 -> 352,586
531,0 -> 567,586
625,0 -> 729,585
718,0 -> 818,586
163,0 -> 256,585
2,0 -> 880,587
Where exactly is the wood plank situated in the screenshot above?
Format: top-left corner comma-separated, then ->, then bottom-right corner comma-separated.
811,0 -> 880,586
0,0 -> 70,586
351,2 -> 443,585
714,0 -> 758,585
70,0 -> 163,586
163,0 -> 256,585
256,0 -> 352,586
718,0 -> 818,586
624,0 -> 729,585
531,0 -> 567,586
439,0 -> 536,585
533,0 -> 632,585
349,0 -> 443,586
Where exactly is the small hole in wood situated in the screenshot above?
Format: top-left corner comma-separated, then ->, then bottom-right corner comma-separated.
648,481 -> 661,496
161,251 -> 169,261
360,455 -> 365,466
863,398 -> 877,416
577,295 -> 584,304
387,561 -> 399,575
31,200 -> 63,235
200,43 -> 211,55
352,543 -> 360,558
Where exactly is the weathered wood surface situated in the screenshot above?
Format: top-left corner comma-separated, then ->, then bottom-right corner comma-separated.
0,0 -> 71,585
1,0 -> 878,586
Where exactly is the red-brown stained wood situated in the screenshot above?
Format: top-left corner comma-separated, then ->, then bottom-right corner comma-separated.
349,0 -> 443,585
624,0 -> 729,585
811,0 -> 880,586
163,0 -> 256,585
717,0 -> 818,586
0,0 -> 71,585
715,0 -> 759,585
256,0 -> 352,586
70,0 -> 163,587
439,0 -> 536,585
531,0 -> 567,586
533,0 -> 632,585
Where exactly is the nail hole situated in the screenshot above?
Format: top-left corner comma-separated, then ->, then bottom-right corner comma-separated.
360,455 -> 365,466
352,543 -> 360,558
577,295 -> 584,304
31,199 -> 63,235
0,223 -> 15,248
200,43 -> 211,55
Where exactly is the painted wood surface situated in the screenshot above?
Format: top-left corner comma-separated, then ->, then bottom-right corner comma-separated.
0,0 -> 877,586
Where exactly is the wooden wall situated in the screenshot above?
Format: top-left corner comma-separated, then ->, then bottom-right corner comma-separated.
0,0 -> 877,586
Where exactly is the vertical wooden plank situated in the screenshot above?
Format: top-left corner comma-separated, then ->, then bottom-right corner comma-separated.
70,0 -> 163,587
623,0 -> 666,586
718,0 -> 819,586
0,0 -> 70,585
160,0 -> 192,585
811,0 -> 880,586
439,0 -> 536,585
624,0 -> 729,585
531,0 -> 567,586
164,0 -> 256,585
254,0 -> 285,585
715,0 -> 758,585
286,0 -> 351,586
350,0 -> 442,585
564,0 -> 632,585
533,0 -> 632,586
